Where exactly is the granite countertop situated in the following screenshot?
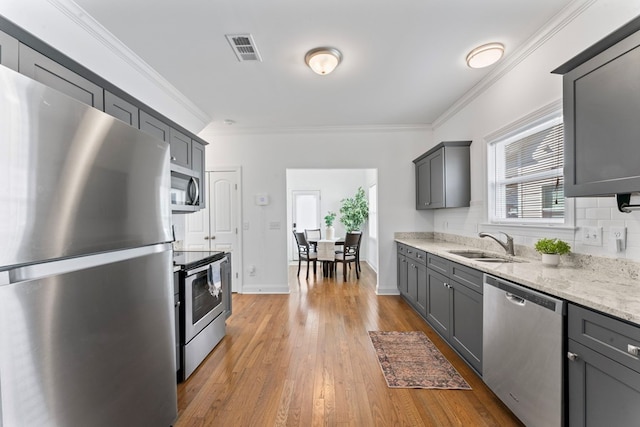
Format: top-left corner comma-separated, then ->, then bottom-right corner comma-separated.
395,237 -> 640,326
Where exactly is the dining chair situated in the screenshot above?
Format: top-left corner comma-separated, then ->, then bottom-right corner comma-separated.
333,232 -> 360,281
337,231 -> 362,272
293,230 -> 317,279
304,228 -> 322,251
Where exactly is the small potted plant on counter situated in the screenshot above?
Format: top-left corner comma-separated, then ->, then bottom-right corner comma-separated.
534,238 -> 571,266
324,211 -> 337,240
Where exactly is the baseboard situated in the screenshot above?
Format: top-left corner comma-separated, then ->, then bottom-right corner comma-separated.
241,284 -> 290,294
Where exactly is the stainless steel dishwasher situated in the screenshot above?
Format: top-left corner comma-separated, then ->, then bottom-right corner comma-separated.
483,274 -> 565,427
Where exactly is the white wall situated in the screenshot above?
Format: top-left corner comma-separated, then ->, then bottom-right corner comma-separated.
431,0 -> 640,261
200,127 -> 433,294
285,168 -> 375,267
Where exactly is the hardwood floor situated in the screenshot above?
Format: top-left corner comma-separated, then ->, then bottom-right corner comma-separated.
175,263 -> 523,426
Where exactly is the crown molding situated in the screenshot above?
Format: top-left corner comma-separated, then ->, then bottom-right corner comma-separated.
47,0 -> 211,126
432,0 -> 597,130
205,123 -> 433,137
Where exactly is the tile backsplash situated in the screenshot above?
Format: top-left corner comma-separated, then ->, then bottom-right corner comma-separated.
574,197 -> 640,260
432,196 -> 640,264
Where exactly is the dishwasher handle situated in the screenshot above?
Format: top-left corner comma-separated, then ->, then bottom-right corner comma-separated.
505,292 -> 526,306
484,273 -> 565,315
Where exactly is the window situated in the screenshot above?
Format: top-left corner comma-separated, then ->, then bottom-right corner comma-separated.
488,113 -> 564,224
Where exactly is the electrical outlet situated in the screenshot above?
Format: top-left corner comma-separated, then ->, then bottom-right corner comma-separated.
611,226 -> 627,251
583,226 -> 602,246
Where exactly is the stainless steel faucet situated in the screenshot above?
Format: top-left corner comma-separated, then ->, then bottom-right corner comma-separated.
479,232 -> 515,256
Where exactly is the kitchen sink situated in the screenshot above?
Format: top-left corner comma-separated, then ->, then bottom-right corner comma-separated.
447,250 -> 525,263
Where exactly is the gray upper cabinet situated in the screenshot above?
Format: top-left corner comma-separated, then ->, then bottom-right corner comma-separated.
140,110 -> 170,142
552,16 -> 640,201
105,91 -> 139,128
19,44 -> 103,109
169,128 -> 192,169
413,141 -> 471,210
0,29 -> 19,71
416,150 -> 444,209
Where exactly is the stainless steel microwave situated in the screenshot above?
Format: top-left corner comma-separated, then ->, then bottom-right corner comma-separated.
171,168 -> 200,212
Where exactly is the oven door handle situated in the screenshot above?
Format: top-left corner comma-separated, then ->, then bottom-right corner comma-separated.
185,257 -> 227,276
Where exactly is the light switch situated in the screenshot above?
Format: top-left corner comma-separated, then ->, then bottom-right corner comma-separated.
583,226 -> 602,246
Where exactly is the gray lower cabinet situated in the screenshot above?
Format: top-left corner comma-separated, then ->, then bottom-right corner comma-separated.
397,243 -> 427,317
397,245 -> 483,374
426,268 -> 450,336
449,279 -> 483,372
413,141 -> 471,210
0,29 -> 18,71
425,253 -> 483,373
397,245 -> 409,296
105,91 -> 139,128
567,303 -> 640,426
19,44 -> 104,109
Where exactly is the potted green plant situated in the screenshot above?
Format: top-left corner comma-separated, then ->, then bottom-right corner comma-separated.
534,238 -> 571,266
339,187 -> 369,232
324,211 -> 336,240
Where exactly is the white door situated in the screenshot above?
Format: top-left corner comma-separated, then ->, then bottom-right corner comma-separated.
291,190 -> 321,260
186,170 -> 241,292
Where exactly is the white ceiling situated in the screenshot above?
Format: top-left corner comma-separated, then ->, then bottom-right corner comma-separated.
72,0 -> 575,131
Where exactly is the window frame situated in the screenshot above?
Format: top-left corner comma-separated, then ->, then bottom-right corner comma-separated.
487,106 -> 573,227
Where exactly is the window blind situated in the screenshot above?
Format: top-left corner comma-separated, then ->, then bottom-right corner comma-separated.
493,123 -> 564,221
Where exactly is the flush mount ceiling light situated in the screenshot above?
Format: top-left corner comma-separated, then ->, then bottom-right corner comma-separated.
305,47 -> 342,75
466,43 -> 505,68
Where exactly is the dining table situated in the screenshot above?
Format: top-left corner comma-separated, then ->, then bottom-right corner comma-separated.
308,237 -> 344,277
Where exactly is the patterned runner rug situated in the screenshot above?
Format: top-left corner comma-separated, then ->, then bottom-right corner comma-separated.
368,331 -> 471,390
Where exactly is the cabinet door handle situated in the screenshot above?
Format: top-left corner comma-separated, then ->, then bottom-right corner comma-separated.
204,236 -> 210,240
171,156 -> 177,161
567,352 -> 579,361
628,344 -> 640,356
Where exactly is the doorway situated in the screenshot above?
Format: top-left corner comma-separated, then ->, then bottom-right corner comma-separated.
286,169 -> 379,274
291,190 -> 321,260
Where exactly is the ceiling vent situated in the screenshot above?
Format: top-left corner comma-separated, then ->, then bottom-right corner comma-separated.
225,34 -> 262,62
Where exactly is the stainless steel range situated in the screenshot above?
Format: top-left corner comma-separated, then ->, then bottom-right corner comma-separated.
174,251 -> 232,381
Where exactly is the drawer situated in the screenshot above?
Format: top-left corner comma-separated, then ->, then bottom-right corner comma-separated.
568,303 -> 640,373
427,253 -> 448,276
450,261 -> 483,294
397,243 -> 407,255
405,246 -> 427,265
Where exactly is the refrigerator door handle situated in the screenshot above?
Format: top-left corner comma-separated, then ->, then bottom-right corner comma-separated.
8,244 -> 171,285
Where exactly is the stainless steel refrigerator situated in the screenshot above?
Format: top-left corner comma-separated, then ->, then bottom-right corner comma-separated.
0,66 -> 177,426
